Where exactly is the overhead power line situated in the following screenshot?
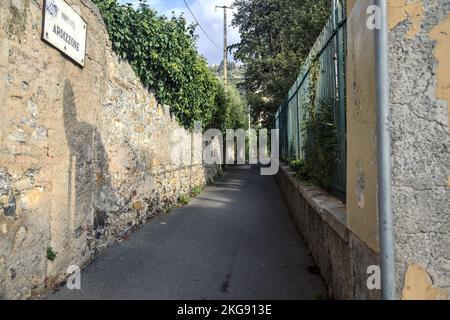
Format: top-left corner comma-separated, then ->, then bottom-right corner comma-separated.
182,0 -> 222,51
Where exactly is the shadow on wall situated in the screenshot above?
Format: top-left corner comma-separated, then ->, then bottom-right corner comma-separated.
62,80 -> 118,246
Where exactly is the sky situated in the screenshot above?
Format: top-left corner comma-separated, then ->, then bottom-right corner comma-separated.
118,0 -> 240,65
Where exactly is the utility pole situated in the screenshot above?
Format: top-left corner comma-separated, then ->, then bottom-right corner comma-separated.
248,105 -> 251,131
215,5 -> 233,87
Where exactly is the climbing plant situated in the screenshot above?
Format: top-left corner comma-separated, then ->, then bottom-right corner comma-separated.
297,59 -> 338,190
92,0 -> 222,129
301,100 -> 338,189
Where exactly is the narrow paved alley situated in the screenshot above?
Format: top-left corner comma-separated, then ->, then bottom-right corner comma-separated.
50,165 -> 326,300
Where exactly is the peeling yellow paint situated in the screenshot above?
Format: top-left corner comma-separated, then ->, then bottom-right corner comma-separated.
389,1 -> 408,29
429,15 -> 450,125
388,0 -> 425,38
402,264 -> 450,300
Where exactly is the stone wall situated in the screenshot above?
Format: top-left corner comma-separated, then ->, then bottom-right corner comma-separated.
0,0 -> 220,299
276,165 -> 380,300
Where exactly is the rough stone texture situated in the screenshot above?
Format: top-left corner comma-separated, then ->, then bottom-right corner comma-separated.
276,165 -> 380,300
0,0 -> 220,299
388,0 -> 450,298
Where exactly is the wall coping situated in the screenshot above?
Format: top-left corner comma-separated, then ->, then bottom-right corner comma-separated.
279,164 -> 349,241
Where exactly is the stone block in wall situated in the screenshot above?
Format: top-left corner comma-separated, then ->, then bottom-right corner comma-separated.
276,165 -> 380,299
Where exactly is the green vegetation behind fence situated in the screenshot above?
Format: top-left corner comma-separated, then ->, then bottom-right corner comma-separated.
275,1 -> 347,201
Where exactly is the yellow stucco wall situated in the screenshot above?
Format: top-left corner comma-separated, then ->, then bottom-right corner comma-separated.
387,1 -> 450,188
402,264 -> 449,300
346,0 -> 379,252
346,0 -> 449,254
346,0 -> 450,299
388,1 -> 425,38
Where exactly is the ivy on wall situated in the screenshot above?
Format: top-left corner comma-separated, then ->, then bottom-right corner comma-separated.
92,0 -> 227,129
291,59 -> 338,190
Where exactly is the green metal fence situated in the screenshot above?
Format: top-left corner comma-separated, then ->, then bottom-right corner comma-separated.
274,0 -> 347,202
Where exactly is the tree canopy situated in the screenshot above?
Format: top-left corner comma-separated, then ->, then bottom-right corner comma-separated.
231,0 -> 330,126
93,0 -> 246,130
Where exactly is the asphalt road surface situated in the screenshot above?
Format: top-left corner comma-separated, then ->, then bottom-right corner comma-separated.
50,165 -> 326,300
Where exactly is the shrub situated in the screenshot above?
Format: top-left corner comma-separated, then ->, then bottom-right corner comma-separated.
301,100 -> 338,189
179,194 -> 190,205
191,185 -> 203,197
46,247 -> 57,261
